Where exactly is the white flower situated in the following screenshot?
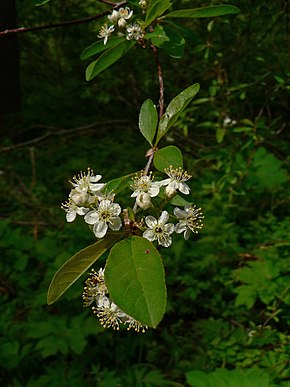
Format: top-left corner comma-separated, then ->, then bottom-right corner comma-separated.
160,166 -> 192,198
174,205 -> 204,240
108,7 -> 133,28
61,199 -> 89,222
131,172 -> 161,199
84,199 -> 122,238
98,24 -> 115,45
70,168 -> 105,194
143,211 -> 174,247
126,23 -> 144,41
82,268 -> 108,307
93,300 -> 127,330
107,9 -> 119,23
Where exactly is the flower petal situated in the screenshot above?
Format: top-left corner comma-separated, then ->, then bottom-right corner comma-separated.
109,217 -> 122,231
175,221 -> 187,234
66,210 -> 76,222
159,211 -> 169,225
173,207 -> 187,219
158,234 -> 172,247
164,223 -> 174,235
145,215 -> 157,229
93,221 -> 108,238
84,210 -> 99,225
178,182 -> 190,195
143,229 -> 155,242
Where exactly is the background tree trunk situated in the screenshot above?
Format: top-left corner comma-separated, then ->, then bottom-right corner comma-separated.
0,0 -> 21,125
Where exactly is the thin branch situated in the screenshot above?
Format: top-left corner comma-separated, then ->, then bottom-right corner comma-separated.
151,44 -> 164,119
1,119 -> 128,152
0,1 -> 127,37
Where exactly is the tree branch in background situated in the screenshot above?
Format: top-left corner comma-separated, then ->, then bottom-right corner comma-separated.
0,1 -> 127,37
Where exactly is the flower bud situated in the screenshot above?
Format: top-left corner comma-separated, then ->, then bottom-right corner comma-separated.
136,193 -> 152,210
164,185 -> 177,200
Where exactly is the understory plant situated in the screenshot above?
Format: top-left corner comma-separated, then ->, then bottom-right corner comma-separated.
47,0 -> 240,331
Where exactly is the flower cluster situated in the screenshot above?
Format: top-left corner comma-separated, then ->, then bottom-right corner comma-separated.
62,166 -> 204,245
97,7 -> 144,45
63,166 -> 204,331
83,268 -> 148,332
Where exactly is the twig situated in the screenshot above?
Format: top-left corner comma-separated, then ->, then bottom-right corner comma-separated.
1,119 -> 128,152
0,1 -> 127,37
151,44 -> 164,119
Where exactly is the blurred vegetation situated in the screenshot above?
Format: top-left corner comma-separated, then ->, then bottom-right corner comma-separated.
1,0 -> 289,386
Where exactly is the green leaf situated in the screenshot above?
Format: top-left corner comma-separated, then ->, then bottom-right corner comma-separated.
105,174 -> 133,194
153,25 -> 185,58
80,37 -> 124,61
86,40 -> 136,81
169,194 -> 192,206
216,127 -> 226,143
139,99 -> 158,146
154,145 -> 183,172
47,233 -> 122,305
163,5 -> 240,19
105,236 -> 167,328
145,0 -> 172,27
144,25 -> 170,43
155,84 -> 200,144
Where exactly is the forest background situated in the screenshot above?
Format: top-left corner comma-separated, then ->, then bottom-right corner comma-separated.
0,0 -> 289,386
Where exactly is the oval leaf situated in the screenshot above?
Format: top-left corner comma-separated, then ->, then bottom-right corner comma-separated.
80,37 -> 124,61
153,25 -> 185,58
105,236 -> 167,328
154,145 -> 183,172
145,0 -> 173,27
47,233 -> 123,305
155,83 -> 200,144
139,99 -> 158,146
163,5 -> 240,19
86,40 -> 135,81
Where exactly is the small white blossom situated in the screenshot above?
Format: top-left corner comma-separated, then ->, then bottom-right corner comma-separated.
131,172 -> 161,199
70,168 -> 105,194
126,23 -> 144,41
84,199 -> 122,238
98,24 -> 115,45
143,211 -> 174,247
160,166 -> 192,198
93,300 -> 126,330
82,268 -> 108,307
61,199 -> 89,222
108,7 -> 133,28
174,205 -> 204,240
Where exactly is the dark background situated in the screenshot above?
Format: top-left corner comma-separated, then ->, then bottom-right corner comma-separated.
0,0 -> 289,385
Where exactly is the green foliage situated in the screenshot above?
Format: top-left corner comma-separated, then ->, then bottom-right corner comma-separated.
105,236 -> 167,327
1,0 -> 289,385
145,0 -> 173,27
85,40 -> 136,81
156,83 -> 200,144
163,5 -> 240,19
186,367 -> 270,387
139,99 -> 158,146
47,233 -> 123,304
153,145 -> 183,171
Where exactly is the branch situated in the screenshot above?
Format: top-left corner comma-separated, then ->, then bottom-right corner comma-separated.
0,1 -> 127,37
151,43 -> 164,119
